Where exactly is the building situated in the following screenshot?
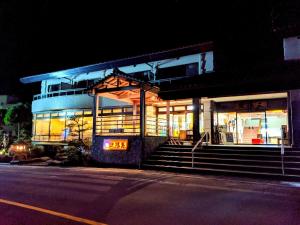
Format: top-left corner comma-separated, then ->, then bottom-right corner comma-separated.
20,36 -> 300,167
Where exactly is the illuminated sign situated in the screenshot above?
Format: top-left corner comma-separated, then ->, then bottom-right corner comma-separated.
103,139 -> 128,151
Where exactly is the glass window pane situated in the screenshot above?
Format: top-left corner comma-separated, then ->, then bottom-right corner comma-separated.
113,108 -> 122,113
174,106 -> 185,111
237,112 -> 266,144
83,117 -> 93,140
103,109 -> 112,114
266,110 -> 288,144
75,111 -> 83,116
84,110 -> 92,115
50,117 -> 66,138
187,105 -> 194,111
124,107 -> 133,113
35,119 -> 50,135
158,107 -> 166,112
216,112 -> 237,144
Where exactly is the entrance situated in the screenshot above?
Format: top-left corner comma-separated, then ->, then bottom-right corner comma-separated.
237,112 -> 266,144
215,110 -> 288,145
156,100 -> 202,140
170,113 -> 193,138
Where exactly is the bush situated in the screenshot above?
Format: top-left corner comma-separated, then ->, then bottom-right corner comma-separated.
0,155 -> 12,163
30,146 -> 45,158
43,145 -> 58,158
62,146 -> 83,166
0,149 -> 8,156
61,144 -> 95,167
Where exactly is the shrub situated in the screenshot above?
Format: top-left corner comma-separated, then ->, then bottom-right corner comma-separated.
43,145 -> 58,158
62,146 -> 83,166
30,146 -> 45,158
0,149 -> 7,156
0,155 -> 12,163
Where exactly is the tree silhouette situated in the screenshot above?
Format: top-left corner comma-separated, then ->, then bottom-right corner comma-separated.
65,115 -> 89,141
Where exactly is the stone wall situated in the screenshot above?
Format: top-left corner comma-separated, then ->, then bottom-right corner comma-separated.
92,136 -> 142,166
143,136 -> 168,160
92,136 -> 167,166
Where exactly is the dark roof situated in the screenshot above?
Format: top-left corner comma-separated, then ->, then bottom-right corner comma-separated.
20,42 -> 213,84
158,60 -> 300,99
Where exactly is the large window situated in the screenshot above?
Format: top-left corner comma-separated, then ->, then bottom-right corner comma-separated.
32,110 -> 93,142
214,110 -> 288,145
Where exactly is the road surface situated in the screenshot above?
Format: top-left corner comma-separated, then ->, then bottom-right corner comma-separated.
0,164 -> 299,225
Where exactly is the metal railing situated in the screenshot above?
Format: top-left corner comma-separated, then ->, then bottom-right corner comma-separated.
192,132 -> 209,168
33,88 -> 88,100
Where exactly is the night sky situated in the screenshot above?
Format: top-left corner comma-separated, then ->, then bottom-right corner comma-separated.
0,0 -> 299,101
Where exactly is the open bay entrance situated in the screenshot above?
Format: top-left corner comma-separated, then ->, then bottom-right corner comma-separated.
155,99 -> 203,141
213,93 -> 289,145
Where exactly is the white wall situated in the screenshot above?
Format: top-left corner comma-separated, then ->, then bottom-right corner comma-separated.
32,94 -> 94,113
32,94 -> 130,113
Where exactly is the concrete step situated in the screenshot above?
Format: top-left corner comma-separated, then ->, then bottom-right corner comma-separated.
142,164 -> 300,181
144,159 -> 300,174
159,146 -> 300,156
149,155 -> 300,167
155,150 -> 300,161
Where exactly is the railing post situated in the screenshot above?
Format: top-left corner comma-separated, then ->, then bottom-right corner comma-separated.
192,152 -> 194,168
140,89 -> 146,138
281,127 -> 285,176
92,94 -> 100,140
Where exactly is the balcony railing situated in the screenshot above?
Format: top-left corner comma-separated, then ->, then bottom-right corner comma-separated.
33,88 -> 88,100
96,115 -> 167,136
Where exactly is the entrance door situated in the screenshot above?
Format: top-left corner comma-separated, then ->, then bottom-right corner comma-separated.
170,114 -> 186,137
237,112 -> 266,144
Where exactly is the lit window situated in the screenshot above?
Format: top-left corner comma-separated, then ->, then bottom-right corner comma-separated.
113,108 -> 122,113
103,109 -> 112,114
84,110 -> 92,115
174,106 -> 185,111
75,111 -> 83,116
187,105 -> 194,110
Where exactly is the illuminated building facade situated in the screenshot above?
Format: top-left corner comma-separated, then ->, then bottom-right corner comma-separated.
20,39 -> 300,165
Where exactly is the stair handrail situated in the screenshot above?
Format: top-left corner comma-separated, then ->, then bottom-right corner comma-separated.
192,132 -> 209,168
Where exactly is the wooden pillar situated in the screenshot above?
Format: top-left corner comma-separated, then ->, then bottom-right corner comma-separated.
92,94 -> 100,141
166,100 -> 170,137
133,101 -> 138,135
193,97 -> 200,143
140,89 -> 146,138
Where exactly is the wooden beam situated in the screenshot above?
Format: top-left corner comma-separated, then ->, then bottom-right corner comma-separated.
98,92 -> 133,104
95,85 -> 140,93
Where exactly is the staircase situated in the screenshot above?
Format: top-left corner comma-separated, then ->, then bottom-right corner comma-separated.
142,143 -> 300,180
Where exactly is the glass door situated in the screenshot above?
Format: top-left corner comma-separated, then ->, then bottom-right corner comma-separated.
171,114 -> 186,137
237,112 -> 266,144
265,110 -> 288,144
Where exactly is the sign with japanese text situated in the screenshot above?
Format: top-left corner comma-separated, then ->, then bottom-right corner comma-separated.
103,139 -> 128,151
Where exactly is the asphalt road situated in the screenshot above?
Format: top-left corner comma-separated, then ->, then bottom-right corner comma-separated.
0,164 -> 299,225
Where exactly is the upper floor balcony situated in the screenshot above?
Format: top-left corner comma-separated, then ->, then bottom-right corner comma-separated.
32,88 -> 94,113
33,88 -> 88,100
